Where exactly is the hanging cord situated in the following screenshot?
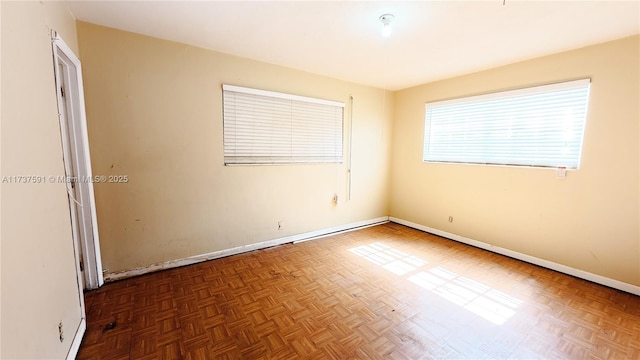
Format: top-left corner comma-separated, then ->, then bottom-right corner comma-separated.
347,95 -> 354,201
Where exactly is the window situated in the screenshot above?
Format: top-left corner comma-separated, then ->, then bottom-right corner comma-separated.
423,79 -> 591,169
222,84 -> 344,165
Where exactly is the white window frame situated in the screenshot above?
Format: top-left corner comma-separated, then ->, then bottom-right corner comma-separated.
222,84 -> 345,165
423,79 -> 591,169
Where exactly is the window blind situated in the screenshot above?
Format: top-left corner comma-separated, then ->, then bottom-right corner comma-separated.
423,79 -> 591,169
223,84 -> 344,165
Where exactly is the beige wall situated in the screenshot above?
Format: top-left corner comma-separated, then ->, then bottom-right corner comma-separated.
76,22 -> 393,274
1,1 -> 83,358
391,36 -> 640,286
0,4 -> 636,356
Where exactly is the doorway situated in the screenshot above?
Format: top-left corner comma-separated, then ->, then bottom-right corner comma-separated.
52,31 -> 104,291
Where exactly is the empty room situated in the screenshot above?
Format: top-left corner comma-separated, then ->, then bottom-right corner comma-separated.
1,1 -> 639,359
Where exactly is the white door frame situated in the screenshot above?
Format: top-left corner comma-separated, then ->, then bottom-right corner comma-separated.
52,31 -> 104,292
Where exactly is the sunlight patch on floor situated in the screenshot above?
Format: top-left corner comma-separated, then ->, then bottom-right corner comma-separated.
349,242 -> 522,325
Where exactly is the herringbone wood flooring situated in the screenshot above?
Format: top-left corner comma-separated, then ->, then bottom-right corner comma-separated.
78,223 -> 640,359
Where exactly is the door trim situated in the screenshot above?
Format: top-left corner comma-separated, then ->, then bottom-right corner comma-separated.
66,318 -> 86,360
52,31 -> 104,290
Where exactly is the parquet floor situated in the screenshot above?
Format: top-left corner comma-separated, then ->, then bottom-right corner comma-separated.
78,223 -> 640,359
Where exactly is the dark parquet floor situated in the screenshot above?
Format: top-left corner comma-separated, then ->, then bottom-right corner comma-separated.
78,223 -> 640,359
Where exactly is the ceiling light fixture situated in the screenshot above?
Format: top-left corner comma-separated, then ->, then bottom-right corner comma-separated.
379,14 -> 394,38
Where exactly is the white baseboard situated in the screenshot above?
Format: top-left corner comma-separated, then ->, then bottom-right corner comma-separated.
389,217 -> 640,296
292,217 -> 389,244
66,318 -> 86,360
105,216 -> 389,282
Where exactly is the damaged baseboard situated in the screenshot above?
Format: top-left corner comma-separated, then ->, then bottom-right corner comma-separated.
104,216 -> 389,282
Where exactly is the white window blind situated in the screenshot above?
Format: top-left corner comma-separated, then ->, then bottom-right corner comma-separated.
423,79 -> 590,169
223,84 -> 344,165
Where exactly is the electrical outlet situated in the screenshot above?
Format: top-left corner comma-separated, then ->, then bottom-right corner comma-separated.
58,321 -> 64,343
557,167 -> 567,178
448,216 -> 454,223
332,194 -> 338,205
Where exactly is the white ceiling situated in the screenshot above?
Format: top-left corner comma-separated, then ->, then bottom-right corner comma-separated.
65,1 -> 640,91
